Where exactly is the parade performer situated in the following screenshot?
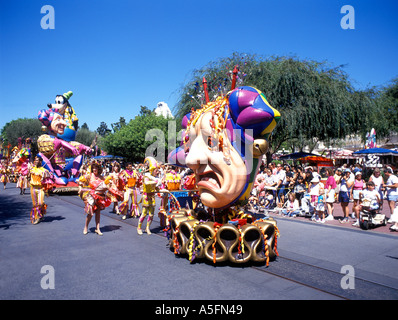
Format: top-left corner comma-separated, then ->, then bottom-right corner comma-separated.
137,157 -> 161,235
158,165 -> 182,226
0,160 -> 10,189
77,162 -> 91,202
13,140 -> 32,194
108,161 -> 125,215
37,91 -> 92,186
29,155 -> 52,224
82,161 -> 112,235
118,162 -> 140,219
167,85 -> 281,264
165,166 -> 182,191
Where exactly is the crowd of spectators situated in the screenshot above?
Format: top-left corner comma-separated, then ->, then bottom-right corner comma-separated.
249,161 -> 398,231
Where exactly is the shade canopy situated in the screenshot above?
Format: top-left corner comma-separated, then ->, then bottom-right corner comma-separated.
279,152 -> 317,160
297,156 -> 334,168
333,149 -> 358,159
353,148 -> 398,156
92,155 -> 124,160
298,155 -> 333,162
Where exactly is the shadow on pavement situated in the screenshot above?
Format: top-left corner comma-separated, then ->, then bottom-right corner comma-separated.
0,194 -> 31,229
89,225 -> 122,233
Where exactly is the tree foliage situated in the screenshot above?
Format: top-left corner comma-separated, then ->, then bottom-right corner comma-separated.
100,109 -> 174,163
111,117 -> 126,133
1,118 -> 43,146
75,127 -> 98,147
96,121 -> 111,136
374,78 -> 398,137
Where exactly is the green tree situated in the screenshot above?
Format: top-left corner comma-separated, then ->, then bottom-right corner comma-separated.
100,112 -> 174,163
139,106 -> 153,117
1,118 -> 43,146
374,78 -> 398,137
111,117 -> 127,133
81,122 -> 89,130
96,121 -> 111,136
75,127 -> 98,147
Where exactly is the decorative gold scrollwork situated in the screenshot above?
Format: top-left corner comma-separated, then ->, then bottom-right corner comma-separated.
169,217 -> 279,265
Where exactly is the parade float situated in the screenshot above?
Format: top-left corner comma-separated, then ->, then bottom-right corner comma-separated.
37,91 -> 93,193
165,72 -> 281,265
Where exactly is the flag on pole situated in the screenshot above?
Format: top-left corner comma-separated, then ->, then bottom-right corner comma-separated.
365,128 -> 377,149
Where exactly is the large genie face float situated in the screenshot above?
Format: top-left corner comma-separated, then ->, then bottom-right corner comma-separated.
169,86 -> 281,210
185,111 -> 248,209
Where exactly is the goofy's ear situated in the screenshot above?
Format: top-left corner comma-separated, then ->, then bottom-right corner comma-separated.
252,139 -> 268,158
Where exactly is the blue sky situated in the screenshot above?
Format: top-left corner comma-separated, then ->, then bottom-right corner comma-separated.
1,0 -> 397,132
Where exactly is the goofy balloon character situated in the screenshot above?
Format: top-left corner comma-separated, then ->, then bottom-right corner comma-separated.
37,91 -> 92,186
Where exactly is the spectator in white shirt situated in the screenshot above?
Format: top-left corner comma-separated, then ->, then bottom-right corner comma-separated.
275,163 -> 287,207
368,168 -> 384,201
383,167 -> 398,218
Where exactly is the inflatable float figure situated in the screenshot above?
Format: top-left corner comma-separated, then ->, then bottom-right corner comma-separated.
37,91 -> 92,187
167,85 -> 281,265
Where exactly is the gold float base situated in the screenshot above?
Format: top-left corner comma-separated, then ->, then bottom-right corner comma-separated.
168,211 -> 279,266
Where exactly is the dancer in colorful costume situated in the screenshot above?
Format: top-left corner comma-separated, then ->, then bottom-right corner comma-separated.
137,157 -> 161,235
81,161 -> 112,235
158,165 -> 183,226
77,162 -> 91,202
118,162 -> 140,219
13,139 -> 32,194
29,155 -> 52,224
167,85 -> 281,265
0,160 -> 10,189
108,161 -> 125,215
37,91 -> 92,186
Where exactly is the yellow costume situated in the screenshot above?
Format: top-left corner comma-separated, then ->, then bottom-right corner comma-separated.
118,169 -> 140,218
1,166 -> 10,188
137,157 -> 159,235
29,166 -> 51,224
165,170 -> 181,191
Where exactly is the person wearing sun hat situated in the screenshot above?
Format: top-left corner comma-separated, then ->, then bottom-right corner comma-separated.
137,157 -> 161,235
309,176 -> 320,220
324,167 -> 337,221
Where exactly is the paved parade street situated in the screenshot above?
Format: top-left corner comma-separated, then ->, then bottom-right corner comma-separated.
1,183 -> 398,301
2,2 -> 398,313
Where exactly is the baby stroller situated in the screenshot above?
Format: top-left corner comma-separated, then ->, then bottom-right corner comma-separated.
299,193 -> 314,217
359,198 -> 387,230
